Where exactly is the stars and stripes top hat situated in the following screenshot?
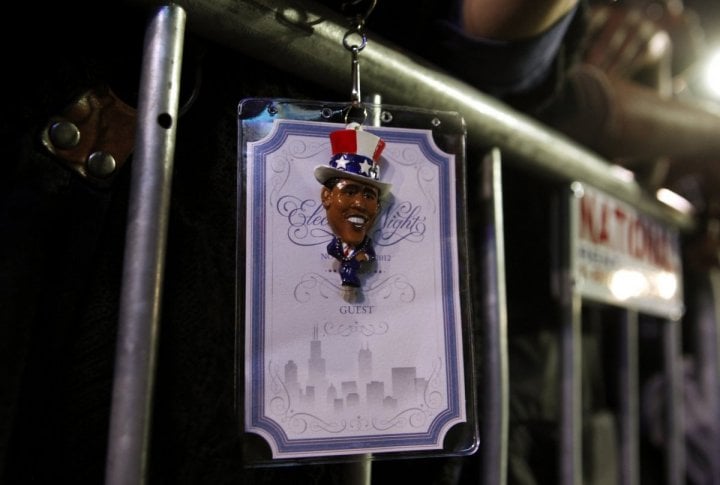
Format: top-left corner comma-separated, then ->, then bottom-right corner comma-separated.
314,123 -> 391,197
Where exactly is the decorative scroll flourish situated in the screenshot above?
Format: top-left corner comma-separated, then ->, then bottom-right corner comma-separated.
324,320 -> 389,337
294,273 -> 339,302
365,274 -> 416,302
372,407 -> 430,431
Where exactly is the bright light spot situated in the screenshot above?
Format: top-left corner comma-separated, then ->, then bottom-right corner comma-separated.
647,31 -> 670,61
656,188 -> 695,214
609,269 -> 649,301
609,164 -> 635,182
570,181 -> 585,198
655,271 -> 678,300
704,49 -> 720,98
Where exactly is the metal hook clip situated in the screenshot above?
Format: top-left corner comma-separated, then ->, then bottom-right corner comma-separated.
343,101 -> 367,125
340,0 -> 375,125
350,46 -> 361,106
342,26 -> 367,53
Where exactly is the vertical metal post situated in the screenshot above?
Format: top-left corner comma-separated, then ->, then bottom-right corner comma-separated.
480,148 -> 509,485
663,319 -> 685,485
556,185 -> 583,485
105,5 -> 186,485
703,271 -> 720,484
337,93 -> 386,485
618,310 -> 639,485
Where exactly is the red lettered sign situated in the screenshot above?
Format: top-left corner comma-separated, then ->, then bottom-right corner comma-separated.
573,184 -> 683,319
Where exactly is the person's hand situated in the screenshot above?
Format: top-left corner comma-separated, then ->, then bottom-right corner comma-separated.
583,3 -> 669,79
583,1 -> 705,81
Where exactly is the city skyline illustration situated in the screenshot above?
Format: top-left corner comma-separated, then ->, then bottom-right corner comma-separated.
281,326 -> 433,415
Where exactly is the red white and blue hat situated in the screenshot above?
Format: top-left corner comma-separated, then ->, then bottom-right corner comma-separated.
314,123 -> 391,197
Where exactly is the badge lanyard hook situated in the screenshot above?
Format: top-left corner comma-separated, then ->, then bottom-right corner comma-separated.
341,0 -> 376,124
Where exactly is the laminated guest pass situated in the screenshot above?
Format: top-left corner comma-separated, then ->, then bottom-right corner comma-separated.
237,99 -> 477,463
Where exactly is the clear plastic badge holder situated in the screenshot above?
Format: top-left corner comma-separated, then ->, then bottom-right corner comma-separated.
237,98 -> 478,466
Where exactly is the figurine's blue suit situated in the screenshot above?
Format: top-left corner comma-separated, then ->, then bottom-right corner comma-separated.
326,236 -> 376,287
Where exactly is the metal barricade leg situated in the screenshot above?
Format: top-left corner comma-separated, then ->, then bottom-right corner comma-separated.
557,186 -> 583,485
618,310 -> 639,485
104,5 -> 186,485
663,318 -> 685,485
480,148 -> 509,485
703,271 -> 720,484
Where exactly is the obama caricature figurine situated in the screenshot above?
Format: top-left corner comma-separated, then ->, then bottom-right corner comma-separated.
315,123 -> 391,288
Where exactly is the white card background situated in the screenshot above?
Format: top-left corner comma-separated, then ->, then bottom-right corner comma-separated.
244,119 -> 465,458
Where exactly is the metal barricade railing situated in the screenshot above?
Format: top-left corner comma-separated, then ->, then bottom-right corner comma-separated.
109,2 -> 701,484
125,0 -> 694,232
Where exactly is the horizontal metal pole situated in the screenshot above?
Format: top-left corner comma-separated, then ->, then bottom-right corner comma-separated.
127,0 -> 695,231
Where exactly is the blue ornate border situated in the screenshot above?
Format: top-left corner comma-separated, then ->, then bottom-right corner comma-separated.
247,120 -> 462,455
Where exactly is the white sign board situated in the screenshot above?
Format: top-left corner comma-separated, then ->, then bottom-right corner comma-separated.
572,183 -> 684,319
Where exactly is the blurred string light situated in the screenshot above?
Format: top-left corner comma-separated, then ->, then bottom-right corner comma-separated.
703,48 -> 720,98
609,269 -> 648,301
656,187 -> 695,214
608,269 -> 678,302
655,271 -> 678,300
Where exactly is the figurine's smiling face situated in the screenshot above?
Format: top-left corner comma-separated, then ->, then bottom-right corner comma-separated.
321,178 -> 380,247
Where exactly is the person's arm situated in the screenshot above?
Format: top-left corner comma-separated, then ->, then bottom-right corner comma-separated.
461,0 -> 579,40
365,0 -> 586,108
